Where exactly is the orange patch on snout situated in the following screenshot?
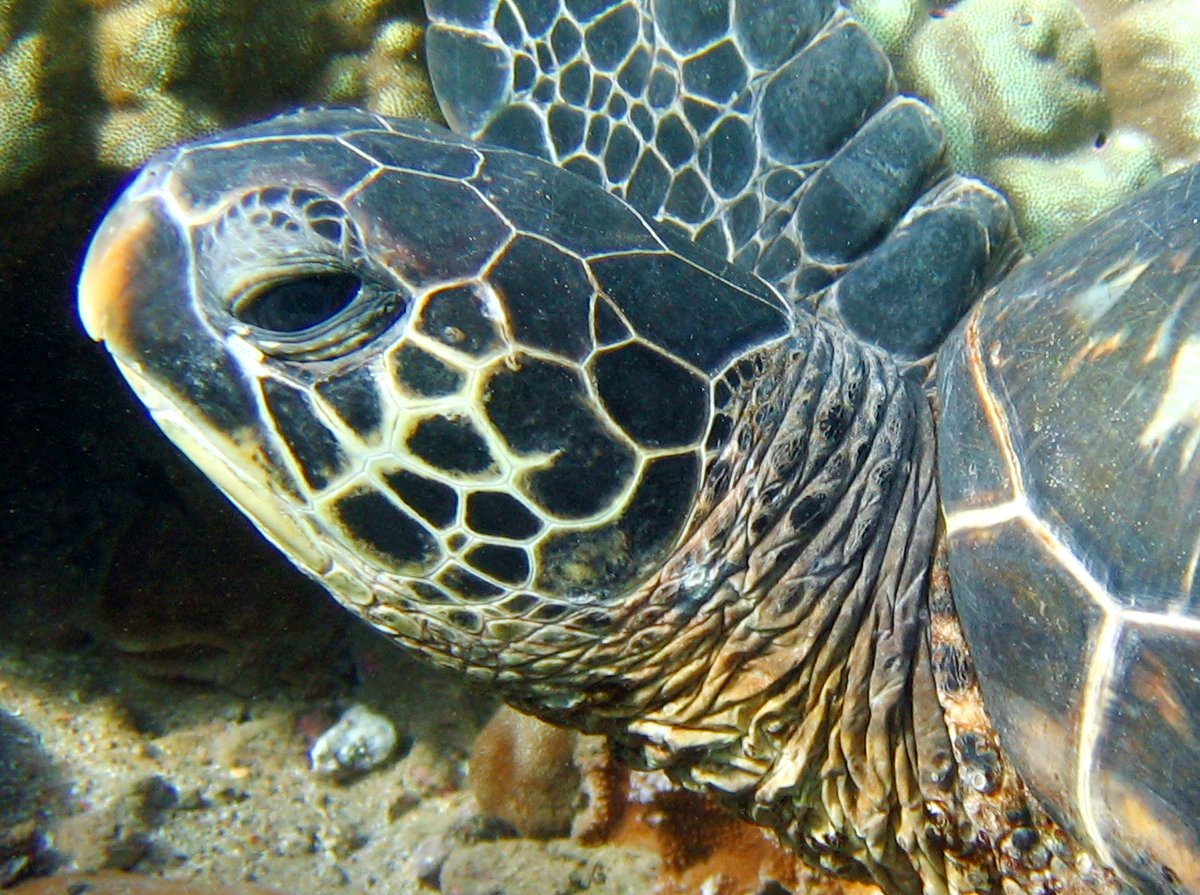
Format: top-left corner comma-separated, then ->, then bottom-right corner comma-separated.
78,201 -> 157,349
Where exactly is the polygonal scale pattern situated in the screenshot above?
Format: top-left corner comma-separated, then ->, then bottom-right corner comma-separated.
938,164 -> 1200,895
143,109 -> 789,657
426,0 -> 1021,360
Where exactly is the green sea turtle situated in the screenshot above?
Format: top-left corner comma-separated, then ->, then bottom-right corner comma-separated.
76,1 -> 1200,894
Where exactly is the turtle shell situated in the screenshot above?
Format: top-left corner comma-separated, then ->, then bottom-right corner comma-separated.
937,164 -> 1200,895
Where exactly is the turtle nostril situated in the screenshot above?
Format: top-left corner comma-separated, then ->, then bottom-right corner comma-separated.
235,272 -> 362,333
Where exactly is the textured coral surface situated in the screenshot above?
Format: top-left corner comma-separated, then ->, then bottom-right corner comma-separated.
1079,0 -> 1200,165
850,0 -> 1200,248
0,0 -> 437,196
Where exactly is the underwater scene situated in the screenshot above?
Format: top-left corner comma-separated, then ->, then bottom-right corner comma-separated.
3,0 -> 1200,893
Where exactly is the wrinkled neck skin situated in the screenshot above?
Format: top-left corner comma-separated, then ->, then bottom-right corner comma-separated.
628,317 -> 952,893
495,312 -> 959,892
463,310 -> 1112,895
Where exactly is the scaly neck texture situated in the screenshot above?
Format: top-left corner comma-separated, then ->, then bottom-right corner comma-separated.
496,312 -> 1115,895
597,315 -> 955,893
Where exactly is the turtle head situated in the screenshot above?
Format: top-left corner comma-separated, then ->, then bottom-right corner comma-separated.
79,109 -> 789,706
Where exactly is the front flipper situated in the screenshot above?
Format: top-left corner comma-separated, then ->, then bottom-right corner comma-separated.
425,0 -> 1023,363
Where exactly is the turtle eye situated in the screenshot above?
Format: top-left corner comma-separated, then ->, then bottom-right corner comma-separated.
228,271 -> 410,361
203,186 -> 409,360
235,272 -> 362,334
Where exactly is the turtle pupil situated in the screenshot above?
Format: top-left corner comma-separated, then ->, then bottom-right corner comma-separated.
238,272 -> 361,333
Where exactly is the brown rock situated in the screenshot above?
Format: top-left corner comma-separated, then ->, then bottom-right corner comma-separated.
468,705 -> 580,840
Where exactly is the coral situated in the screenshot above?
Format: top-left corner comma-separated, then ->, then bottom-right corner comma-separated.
847,0 -> 1196,250
1080,0 -> 1200,167
87,0 -> 214,169
901,0 -> 1106,171
360,19 -> 440,118
0,0 -> 438,199
848,0 -> 926,58
90,0 -> 184,101
87,0 -> 379,168
319,17 -> 440,121
96,92 -> 216,170
0,31 -> 50,190
0,0 -> 91,194
988,127 -> 1160,250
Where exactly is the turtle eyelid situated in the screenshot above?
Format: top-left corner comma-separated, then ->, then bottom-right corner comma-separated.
232,271 -> 363,334
226,270 -> 411,362
198,186 -> 409,361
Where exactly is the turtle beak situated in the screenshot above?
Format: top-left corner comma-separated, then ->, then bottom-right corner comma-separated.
78,161 -> 177,352
79,196 -> 154,347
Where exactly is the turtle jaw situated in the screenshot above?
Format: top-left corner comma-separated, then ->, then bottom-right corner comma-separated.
111,351 -> 335,580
